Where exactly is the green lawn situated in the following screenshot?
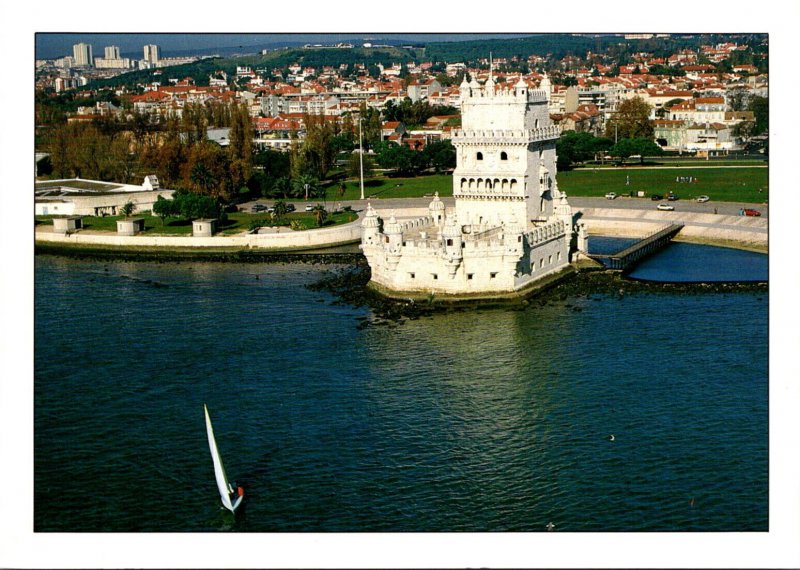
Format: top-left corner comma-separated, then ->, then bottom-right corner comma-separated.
323,174 -> 453,201
323,166 -> 768,204
557,167 -> 768,202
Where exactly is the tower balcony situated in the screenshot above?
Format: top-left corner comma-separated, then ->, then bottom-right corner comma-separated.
452,125 -> 561,145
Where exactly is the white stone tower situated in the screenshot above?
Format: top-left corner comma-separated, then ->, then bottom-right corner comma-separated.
452,69 -> 562,230
360,69 -> 574,299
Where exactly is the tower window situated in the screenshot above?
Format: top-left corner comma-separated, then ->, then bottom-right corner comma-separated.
476,152 -> 483,160
500,151 -> 508,160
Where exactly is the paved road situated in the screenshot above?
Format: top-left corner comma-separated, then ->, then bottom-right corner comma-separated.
241,195 -> 768,219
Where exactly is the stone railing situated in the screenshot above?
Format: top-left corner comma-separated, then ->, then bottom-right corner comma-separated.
452,124 -> 560,144
526,219 -> 567,246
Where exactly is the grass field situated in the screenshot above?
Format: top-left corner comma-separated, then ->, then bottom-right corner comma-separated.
324,175 -> 454,201
558,167 -> 768,202
323,166 -> 768,204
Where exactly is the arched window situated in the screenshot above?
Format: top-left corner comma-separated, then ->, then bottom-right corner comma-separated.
476,152 -> 483,161
500,151 -> 508,160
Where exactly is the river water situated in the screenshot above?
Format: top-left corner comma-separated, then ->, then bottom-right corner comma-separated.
34,244 -> 768,532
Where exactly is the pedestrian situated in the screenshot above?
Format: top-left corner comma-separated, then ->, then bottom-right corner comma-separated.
714,208 -> 717,215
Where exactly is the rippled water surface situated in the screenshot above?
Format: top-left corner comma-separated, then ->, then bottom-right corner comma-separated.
34,254 -> 768,532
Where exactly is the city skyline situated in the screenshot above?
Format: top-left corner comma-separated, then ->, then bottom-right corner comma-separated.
35,33 -> 539,60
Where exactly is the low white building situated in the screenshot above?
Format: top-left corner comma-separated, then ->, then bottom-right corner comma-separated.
35,177 -> 175,217
361,71 -> 575,299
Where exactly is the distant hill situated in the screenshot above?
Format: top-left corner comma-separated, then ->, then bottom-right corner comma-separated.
85,33 -> 768,90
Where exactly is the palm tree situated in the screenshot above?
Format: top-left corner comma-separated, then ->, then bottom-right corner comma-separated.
293,174 -> 319,200
120,201 -> 136,218
270,176 -> 290,199
272,200 -> 288,222
311,204 -> 328,227
190,162 -> 216,195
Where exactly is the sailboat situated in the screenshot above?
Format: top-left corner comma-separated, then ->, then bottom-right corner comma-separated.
204,404 -> 244,513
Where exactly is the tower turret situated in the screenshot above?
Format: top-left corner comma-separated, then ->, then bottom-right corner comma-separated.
441,214 -> 463,278
361,203 -> 381,246
383,212 -> 403,271
428,192 -> 446,226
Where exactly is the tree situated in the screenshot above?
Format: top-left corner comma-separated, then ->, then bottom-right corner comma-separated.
749,96 -> 768,135
733,120 -> 756,142
293,174 -> 320,200
609,138 -> 638,162
120,201 -> 136,218
423,140 -> 456,173
228,102 -> 253,189
311,204 -> 328,227
609,137 -> 662,164
556,131 -> 613,170
271,199 -> 289,222
347,151 -> 374,180
299,112 -> 335,180
606,96 -> 654,140
271,176 -> 292,199
152,195 -> 176,225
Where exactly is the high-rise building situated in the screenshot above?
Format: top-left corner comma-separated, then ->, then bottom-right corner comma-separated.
72,43 -> 93,67
143,44 -> 160,64
104,46 -> 120,60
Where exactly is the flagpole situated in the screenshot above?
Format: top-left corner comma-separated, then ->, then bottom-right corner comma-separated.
358,114 -> 365,201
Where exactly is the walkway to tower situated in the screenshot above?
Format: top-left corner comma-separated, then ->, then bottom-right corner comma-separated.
588,224 -> 684,271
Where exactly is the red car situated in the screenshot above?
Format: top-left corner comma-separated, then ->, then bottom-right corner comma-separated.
740,208 -> 761,217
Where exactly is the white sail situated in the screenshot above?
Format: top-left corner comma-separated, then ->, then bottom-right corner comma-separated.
204,404 -> 235,512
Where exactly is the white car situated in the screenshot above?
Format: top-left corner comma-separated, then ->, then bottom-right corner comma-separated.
657,203 -> 675,211
305,205 -> 314,212
696,195 -> 710,203
605,192 -> 617,200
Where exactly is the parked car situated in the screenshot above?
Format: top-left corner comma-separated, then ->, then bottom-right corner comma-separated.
650,194 -> 663,201
285,203 -> 296,212
696,195 -> 710,203
305,204 -> 315,212
667,192 -> 679,201
605,192 -> 617,200
251,204 -> 267,213
657,203 -> 675,211
740,208 -> 761,217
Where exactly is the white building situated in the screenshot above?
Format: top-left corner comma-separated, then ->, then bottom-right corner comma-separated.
361,71 -> 575,298
143,44 -> 160,65
35,177 -> 174,217
72,43 -> 93,67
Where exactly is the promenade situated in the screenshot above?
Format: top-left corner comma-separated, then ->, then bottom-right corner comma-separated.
34,197 -> 768,253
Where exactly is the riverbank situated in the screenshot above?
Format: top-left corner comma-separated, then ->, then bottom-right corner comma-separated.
34,201 -> 768,259
308,263 -> 768,325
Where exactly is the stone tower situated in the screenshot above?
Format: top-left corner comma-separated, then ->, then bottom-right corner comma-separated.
451,70 -> 561,231
360,68 -> 574,299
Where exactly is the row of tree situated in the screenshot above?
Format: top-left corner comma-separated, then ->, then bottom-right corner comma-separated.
41,101 -> 255,202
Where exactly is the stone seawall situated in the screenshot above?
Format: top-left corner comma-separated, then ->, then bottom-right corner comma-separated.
34,206 -> 768,255
576,207 -> 768,250
35,216 -> 363,251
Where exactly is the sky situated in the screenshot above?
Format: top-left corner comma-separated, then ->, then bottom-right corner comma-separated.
35,33 -> 536,60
